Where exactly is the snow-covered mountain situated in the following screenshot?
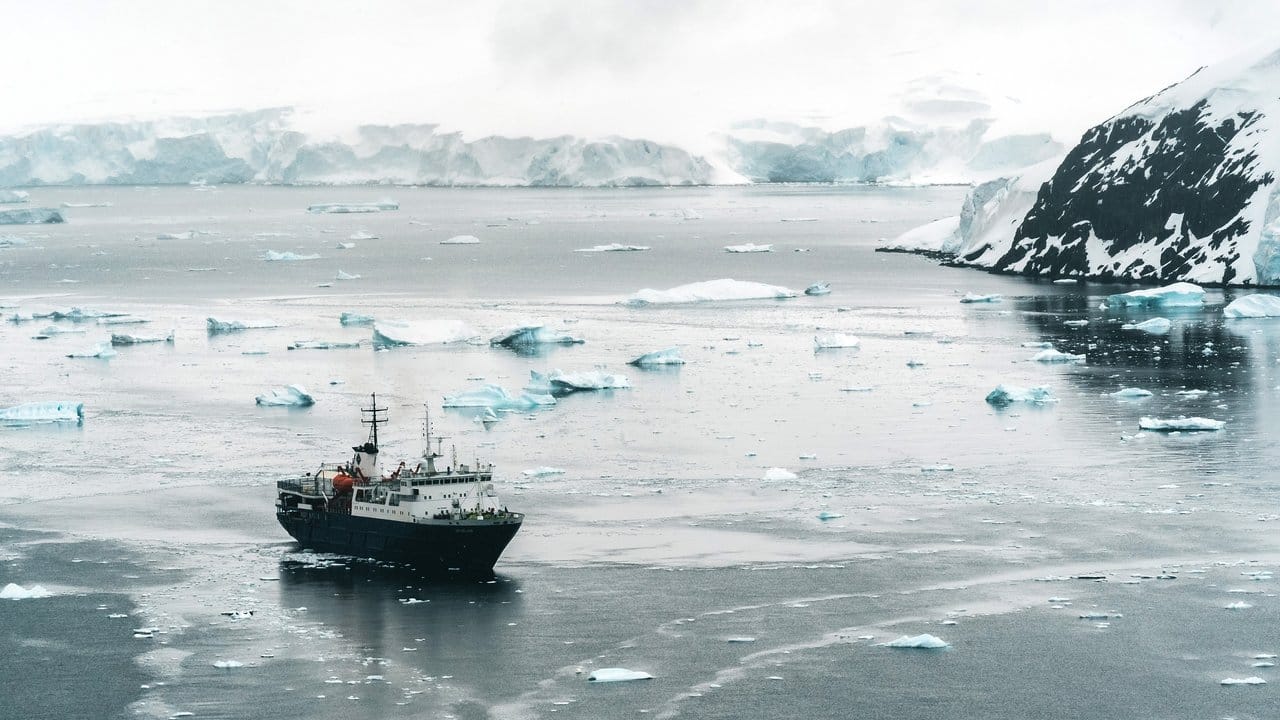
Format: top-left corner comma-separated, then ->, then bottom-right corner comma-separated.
891,47 -> 1280,286
0,109 -> 714,187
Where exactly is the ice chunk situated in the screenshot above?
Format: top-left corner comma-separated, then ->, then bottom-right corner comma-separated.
817,511 -> 844,521
307,200 -> 398,213
59,201 -> 110,208
574,243 -> 650,252
339,312 -> 375,326
255,385 -> 315,407
880,216 -> 960,253
348,231 -> 377,241
1106,282 -> 1204,309
372,320 -> 478,347
629,347 -> 685,366
0,583 -> 53,599
31,325 -> 86,338
97,316 -> 149,326
960,293 -> 1002,303
263,250 -> 320,261
0,401 -> 83,423
764,468 -> 797,481
157,231 -> 196,240
724,243 -> 773,253
66,342 -> 116,359
623,279 -> 797,306
0,235 -> 28,247
1138,416 -> 1225,432
1225,601 -> 1254,609
533,369 -> 630,394
111,331 -> 174,345
0,190 -> 30,203
1221,677 -> 1266,686
1033,348 -> 1085,363
442,385 -> 555,411
882,634 -> 950,649
1109,388 -> 1153,399
1121,317 -> 1171,334
206,317 -> 280,334
0,208 -> 63,224
213,660 -> 245,669
440,235 -> 481,245
287,340 -> 362,350
522,467 -> 565,477
1223,294 -> 1280,318
587,668 -> 653,682
490,325 -> 584,347
985,384 -> 1057,406
814,334 -> 860,349
804,282 -> 831,296
335,270 -> 360,281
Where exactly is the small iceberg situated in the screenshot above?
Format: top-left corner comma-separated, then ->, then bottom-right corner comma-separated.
0,583 -> 53,599
339,312 -> 375,326
490,325 -> 584,348
255,385 -> 315,407
1138,416 -> 1225,432
1109,388 -> 1152,399
623,279 -> 797,306
0,235 -> 28,248
213,660 -> 245,669
0,208 -> 63,224
307,200 -> 398,213
1106,282 -> 1204,309
372,320 -> 479,347
1224,294 -> 1280,318
335,270 -> 361,281
629,347 -> 685,366
881,634 -> 949,649
817,511 -> 844,521
985,384 -> 1057,407
442,385 -> 556,411
960,293 -> 1002,303
207,317 -> 280,334
348,231 -> 377,241
804,282 -> 831,296
440,235 -> 481,245
574,243 -> 650,252
0,189 -> 30,203
1221,677 -> 1266,686
522,467 -> 566,478
0,401 -> 83,424
1033,348 -> 1086,363
287,340 -> 362,350
587,668 -> 653,683
764,468 -> 797,481
31,325 -> 86,338
814,333 -> 860,349
111,331 -> 174,346
531,369 -> 629,395
66,342 -> 116,359
724,243 -> 773,253
1121,317 -> 1171,334
263,250 -> 320,262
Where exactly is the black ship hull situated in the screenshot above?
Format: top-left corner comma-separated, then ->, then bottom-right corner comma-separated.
277,508 -> 521,573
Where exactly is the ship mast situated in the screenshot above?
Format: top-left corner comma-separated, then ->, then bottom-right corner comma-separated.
361,393 -> 388,451
420,403 -> 447,473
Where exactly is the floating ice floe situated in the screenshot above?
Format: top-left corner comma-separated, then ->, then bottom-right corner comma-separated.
0,208 -> 63,224
0,235 -> 27,247
814,334 -> 860,349
287,340 -> 362,350
31,324 -> 86,338
339,312 -> 374,326
97,316 -> 149,326
1138,416 -> 1225,432
587,668 -> 653,682
0,582 -> 53,599
985,384 -> 1058,406
306,200 -> 398,213
0,401 -> 83,424
881,634 -> 950,649
490,325 -> 584,348
335,270 -> 360,281
724,243 -> 773,253
629,347 -> 685,366
372,320 -> 479,347
1106,282 -> 1204,309
348,231 -> 377,241
1063,319 -> 1089,327
531,369 -> 630,395
157,231 -> 197,240
817,511 -> 844,521
206,317 -> 280,334
35,307 -> 126,322
522,467 -> 565,477
622,279 -> 797,306
263,250 -> 320,261
442,385 -> 555,411
764,468 -> 797,481
0,189 -> 29,203
255,385 -> 315,407
1221,677 -> 1266,686
804,282 -> 831,296
1224,294 -> 1280,318
440,234 -> 481,245
1121,317 -> 1171,334
213,660 -> 245,669
574,243 -> 650,252
1109,388 -> 1153,399
336,241 -> 355,249
111,331 -> 174,345
1033,348 -> 1086,363
726,637 -> 757,643
66,341 -> 116,359
960,293 -> 1002,303
1225,601 -> 1254,610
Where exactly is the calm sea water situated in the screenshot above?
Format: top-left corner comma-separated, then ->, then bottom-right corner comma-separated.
1,184 -> 1278,720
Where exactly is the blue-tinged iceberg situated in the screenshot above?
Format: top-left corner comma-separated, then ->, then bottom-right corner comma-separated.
372,320 -> 479,347
1224,295 -> 1280,318
628,347 -> 685,366
0,401 -> 83,423
529,369 -> 630,395
207,317 -> 281,334
1106,283 -> 1204,309
442,384 -> 556,411
985,384 -> 1058,406
622,279 -> 797,306
490,325 -> 584,348
255,385 -> 315,407
339,312 -> 375,326
0,208 -> 62,225
111,331 -> 174,345
804,282 -> 831,296
0,190 -> 28,203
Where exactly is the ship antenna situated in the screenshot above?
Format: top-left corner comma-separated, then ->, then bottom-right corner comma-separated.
421,403 -> 447,459
361,393 -> 387,451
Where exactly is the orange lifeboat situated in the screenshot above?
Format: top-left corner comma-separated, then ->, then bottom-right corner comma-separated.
332,474 -> 354,493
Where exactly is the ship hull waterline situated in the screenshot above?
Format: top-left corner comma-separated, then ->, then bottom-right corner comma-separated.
277,508 -> 522,573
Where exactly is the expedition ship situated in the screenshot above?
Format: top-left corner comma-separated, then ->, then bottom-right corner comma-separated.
276,395 -> 522,572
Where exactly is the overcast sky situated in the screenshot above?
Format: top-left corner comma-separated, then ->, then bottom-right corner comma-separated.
1,0 -> 1274,149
